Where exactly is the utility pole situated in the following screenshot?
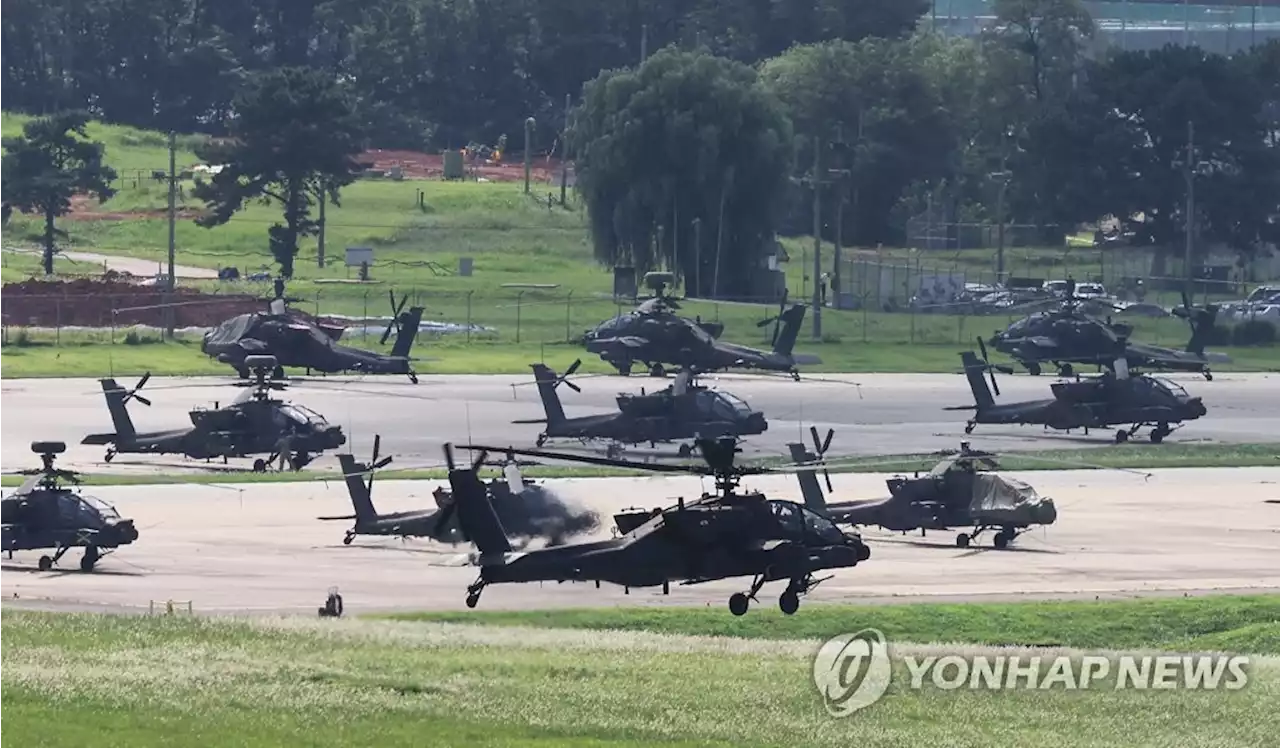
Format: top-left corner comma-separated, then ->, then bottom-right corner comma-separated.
693,217 -> 702,298
560,94 -> 570,206
166,131 -> 177,291
1184,119 -> 1195,294
640,24 -> 648,63
524,117 -> 536,194
165,130 -> 177,339
811,135 -> 823,340
988,168 -> 1012,283
317,184 -> 327,268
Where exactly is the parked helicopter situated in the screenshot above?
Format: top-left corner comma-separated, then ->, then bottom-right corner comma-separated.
786,429 -> 1057,549
949,349 -> 1208,443
441,438 -> 872,615
82,356 -> 347,471
988,285 -> 1222,380
319,435 -> 598,546
201,287 -> 424,383
2,441 -> 139,571
583,288 -> 817,380
516,359 -> 768,458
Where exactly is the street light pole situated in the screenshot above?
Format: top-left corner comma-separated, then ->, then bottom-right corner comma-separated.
811,135 -> 823,340
1184,119 -> 1195,294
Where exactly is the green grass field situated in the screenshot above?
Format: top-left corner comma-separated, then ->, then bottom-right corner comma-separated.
4,111 -> 1277,377
4,596 -> 1277,747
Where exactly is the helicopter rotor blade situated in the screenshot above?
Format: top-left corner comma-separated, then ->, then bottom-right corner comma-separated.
132,394 -> 153,407
136,372 -> 151,391
470,449 -> 490,471
820,428 -> 834,455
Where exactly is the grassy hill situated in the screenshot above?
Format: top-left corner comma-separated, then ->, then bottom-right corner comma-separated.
3,112 -> 1277,376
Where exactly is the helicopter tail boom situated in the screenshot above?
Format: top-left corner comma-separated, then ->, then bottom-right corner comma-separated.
337,453 -> 379,523
99,378 -> 137,441
959,352 -> 996,411
530,364 -> 568,425
390,306 -> 425,359
772,304 -> 806,358
788,442 -> 828,512
444,451 -> 514,557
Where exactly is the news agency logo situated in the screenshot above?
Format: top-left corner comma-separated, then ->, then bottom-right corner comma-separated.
812,628 -> 892,717
813,629 -> 1251,717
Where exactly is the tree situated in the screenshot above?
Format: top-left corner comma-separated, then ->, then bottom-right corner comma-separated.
193,67 -> 367,278
571,48 -> 793,299
1,111 -> 117,275
760,36 -> 957,246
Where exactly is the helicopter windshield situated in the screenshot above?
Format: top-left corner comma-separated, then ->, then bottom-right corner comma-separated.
279,404 -> 327,426
592,313 -> 637,338
1004,313 -> 1046,337
59,493 -> 119,524
770,500 -> 846,544
713,392 -> 752,417
1149,377 -> 1187,398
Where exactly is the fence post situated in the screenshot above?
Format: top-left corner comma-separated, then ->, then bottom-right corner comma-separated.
55,299 -> 61,346
362,291 -> 369,340
565,291 -> 574,342
110,296 -> 116,344
466,290 -> 473,343
516,290 -> 525,343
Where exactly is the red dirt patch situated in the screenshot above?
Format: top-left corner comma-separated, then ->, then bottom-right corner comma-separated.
1,274 -> 329,328
361,149 -> 563,183
59,194 -> 204,222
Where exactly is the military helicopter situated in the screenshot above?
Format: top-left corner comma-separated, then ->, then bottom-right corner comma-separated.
318,435 -> 598,546
988,284 -> 1222,380
516,359 -> 768,458
201,284 -> 425,383
581,272 -> 726,352
440,438 -> 872,615
2,441 -> 139,571
82,356 -> 347,471
583,285 -> 817,380
787,429 -> 1057,550
948,349 -> 1208,444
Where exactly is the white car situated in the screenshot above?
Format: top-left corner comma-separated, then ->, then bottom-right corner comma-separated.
1074,282 -> 1107,299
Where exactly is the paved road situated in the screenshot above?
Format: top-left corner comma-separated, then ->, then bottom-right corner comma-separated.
3,468 -> 1278,614
3,247 -> 219,279
2,371 -> 1277,474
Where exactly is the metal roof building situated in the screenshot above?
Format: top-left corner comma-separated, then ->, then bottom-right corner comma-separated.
929,0 -> 1280,53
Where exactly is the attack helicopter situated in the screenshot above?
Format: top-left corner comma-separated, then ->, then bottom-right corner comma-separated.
949,349 -> 1207,444
583,286 -> 817,380
516,359 -> 768,458
82,355 -> 347,471
988,284 -> 1222,380
583,272 -> 726,350
202,286 -> 425,383
440,438 -> 872,615
787,429 -> 1057,549
319,435 -> 597,546
2,441 -> 139,571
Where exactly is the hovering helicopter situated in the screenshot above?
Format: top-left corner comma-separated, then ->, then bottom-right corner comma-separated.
201,285 -> 425,383
318,435 -> 598,546
517,359 -> 768,458
2,441 -> 139,571
440,438 -> 872,615
787,429 -> 1057,549
583,286 -> 817,380
989,284 -> 1222,380
82,355 -> 347,471
949,349 -> 1207,444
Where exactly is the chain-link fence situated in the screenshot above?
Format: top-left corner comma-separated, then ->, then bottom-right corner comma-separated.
4,281 -> 1265,352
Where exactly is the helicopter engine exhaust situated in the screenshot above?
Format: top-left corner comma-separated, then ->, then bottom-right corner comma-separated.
490,482 -> 600,547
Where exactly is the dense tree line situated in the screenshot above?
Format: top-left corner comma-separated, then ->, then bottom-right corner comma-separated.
1,0 -> 925,149
4,0 -> 1276,291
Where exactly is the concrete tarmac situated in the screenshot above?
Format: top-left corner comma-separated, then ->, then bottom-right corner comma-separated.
2,467 -> 1278,615
2,371 -> 1278,474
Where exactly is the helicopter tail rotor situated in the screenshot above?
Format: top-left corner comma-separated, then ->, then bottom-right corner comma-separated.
975,337 -> 1012,397
380,290 -> 411,346
808,426 -> 835,492
119,372 -> 153,407
756,288 -> 790,347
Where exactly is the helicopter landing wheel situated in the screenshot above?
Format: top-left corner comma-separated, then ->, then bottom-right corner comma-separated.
678,444 -> 692,459
465,593 -> 480,609
1204,371 -> 1213,381
80,546 -> 100,572
342,532 -> 354,546
536,434 -> 547,447
1058,364 -> 1074,377
649,364 -> 666,378
408,373 -> 419,384
606,444 -> 622,459
993,531 -> 1011,550
252,458 -> 267,473
964,423 -> 975,435
1150,424 -> 1170,444
728,592 -> 750,616
779,591 -> 800,615
1027,362 -> 1042,376
616,362 -> 632,376
38,555 -> 54,572
104,448 -> 116,462
1114,430 -> 1129,444
955,533 -> 970,549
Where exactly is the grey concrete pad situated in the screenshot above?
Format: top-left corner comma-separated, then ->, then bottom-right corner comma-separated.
3,371 -> 1277,474
2,467 -> 1277,615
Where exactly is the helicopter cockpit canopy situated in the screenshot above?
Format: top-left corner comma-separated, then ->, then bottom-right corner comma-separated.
712,391 -> 752,419
61,493 -> 120,525
769,500 -> 847,545
1134,375 -> 1187,400
279,403 -> 328,427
